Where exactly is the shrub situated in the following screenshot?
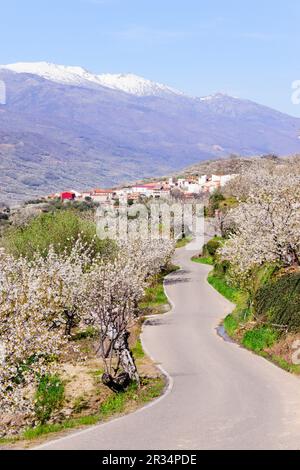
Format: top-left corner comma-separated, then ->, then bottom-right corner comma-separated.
207,239 -> 222,256
202,238 -> 222,258
25,199 -> 45,205
213,259 -> 230,277
242,326 -> 278,352
34,375 -> 65,424
207,191 -> 225,216
72,326 -> 98,341
1,210 -> 115,259
254,272 -> 300,331
224,314 -> 239,336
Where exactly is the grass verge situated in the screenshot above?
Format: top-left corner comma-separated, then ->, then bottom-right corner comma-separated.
207,271 -> 239,303
223,314 -> 239,337
22,377 -> 164,442
176,237 -> 192,248
206,267 -> 300,376
192,256 -> 214,265
139,264 -> 179,312
242,326 -> 278,353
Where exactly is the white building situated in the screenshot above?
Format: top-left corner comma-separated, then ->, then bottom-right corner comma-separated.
184,182 -> 201,194
90,189 -> 114,203
198,175 -> 208,185
219,174 -> 238,186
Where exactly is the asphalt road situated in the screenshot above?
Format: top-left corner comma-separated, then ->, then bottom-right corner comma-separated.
37,242 -> 300,450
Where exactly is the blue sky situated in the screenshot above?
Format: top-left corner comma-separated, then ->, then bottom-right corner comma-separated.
1,0 -> 300,115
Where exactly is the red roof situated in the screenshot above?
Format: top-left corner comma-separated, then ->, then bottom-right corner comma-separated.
61,191 -> 75,200
142,182 -> 161,188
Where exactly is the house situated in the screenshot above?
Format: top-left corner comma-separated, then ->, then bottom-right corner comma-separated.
61,191 -> 76,201
177,178 -> 186,188
198,175 -> 208,186
79,191 -> 93,200
129,183 -> 163,197
90,189 -> 114,203
219,174 -> 238,186
197,174 -> 239,194
168,177 -> 175,187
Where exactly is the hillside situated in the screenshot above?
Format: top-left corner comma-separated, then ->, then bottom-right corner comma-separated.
177,154 -> 291,177
1,62 -> 300,203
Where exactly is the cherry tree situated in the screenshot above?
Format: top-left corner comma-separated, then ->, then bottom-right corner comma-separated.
220,171 -> 300,294
84,239 -> 175,391
0,250 -> 68,434
0,240 -> 94,434
0,231 -> 175,434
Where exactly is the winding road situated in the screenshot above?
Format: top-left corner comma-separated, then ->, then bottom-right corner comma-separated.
37,239 -> 300,450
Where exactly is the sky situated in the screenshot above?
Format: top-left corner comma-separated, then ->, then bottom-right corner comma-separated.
1,0 -> 300,115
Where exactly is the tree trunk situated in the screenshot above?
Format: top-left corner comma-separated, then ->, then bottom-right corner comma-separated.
115,331 -> 140,385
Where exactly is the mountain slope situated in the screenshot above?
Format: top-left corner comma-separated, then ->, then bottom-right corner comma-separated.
0,62 -> 300,203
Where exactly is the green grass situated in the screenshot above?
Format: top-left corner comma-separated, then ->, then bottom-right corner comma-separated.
223,314 -> 239,337
207,272 -> 239,303
270,355 -> 300,374
140,280 -> 168,308
192,256 -> 214,266
88,368 -> 104,378
99,388 -> 131,416
140,265 -> 179,310
23,414 -> 101,440
138,377 -> 165,402
0,437 -> 19,445
21,377 -> 165,442
242,326 -> 278,353
34,375 -> 65,425
72,326 -> 98,341
176,237 -> 192,248
131,339 -> 145,359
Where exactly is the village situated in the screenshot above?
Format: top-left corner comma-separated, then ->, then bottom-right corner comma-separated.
47,173 -> 238,205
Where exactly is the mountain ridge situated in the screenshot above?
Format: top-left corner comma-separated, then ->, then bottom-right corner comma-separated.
0,62 -> 185,97
0,62 -> 300,203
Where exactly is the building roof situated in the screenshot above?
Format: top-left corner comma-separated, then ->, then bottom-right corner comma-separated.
92,189 -> 114,194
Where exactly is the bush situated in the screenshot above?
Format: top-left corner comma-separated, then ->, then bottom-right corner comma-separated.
1,210 -> 115,259
72,326 -> 98,341
207,239 -> 222,256
242,326 -> 278,352
34,375 -> 65,424
254,272 -> 300,331
202,238 -> 222,258
224,314 -> 238,336
213,259 -> 230,277
207,191 -> 225,216
25,199 -> 45,205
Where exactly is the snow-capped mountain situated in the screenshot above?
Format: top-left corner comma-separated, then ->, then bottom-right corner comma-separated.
0,62 -> 183,97
0,62 -> 300,203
